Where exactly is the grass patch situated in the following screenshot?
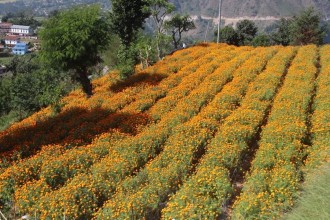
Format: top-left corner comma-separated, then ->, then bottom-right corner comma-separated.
284,163 -> 330,220
0,56 -> 13,65
0,111 -> 20,131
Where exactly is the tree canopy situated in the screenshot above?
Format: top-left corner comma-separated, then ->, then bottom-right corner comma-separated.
146,0 -> 175,59
236,19 -> 258,45
289,7 -> 326,45
146,0 -> 175,34
271,18 -> 292,46
0,55 -> 72,123
39,5 -> 111,97
220,26 -> 239,46
110,0 -> 151,47
165,14 -> 195,49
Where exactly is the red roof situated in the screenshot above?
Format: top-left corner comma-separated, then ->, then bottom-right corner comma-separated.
0,22 -> 12,28
4,35 -> 20,40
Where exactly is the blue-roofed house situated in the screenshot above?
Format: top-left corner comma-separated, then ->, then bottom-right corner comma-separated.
12,42 -> 28,55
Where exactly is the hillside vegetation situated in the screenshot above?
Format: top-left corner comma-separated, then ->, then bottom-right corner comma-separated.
0,43 -> 329,219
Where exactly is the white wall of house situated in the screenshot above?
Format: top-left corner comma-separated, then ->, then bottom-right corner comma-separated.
10,25 -> 33,35
5,39 -> 19,45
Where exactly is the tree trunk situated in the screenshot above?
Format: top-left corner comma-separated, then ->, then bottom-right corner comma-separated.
78,68 -> 93,98
156,33 -> 161,60
172,31 -> 178,49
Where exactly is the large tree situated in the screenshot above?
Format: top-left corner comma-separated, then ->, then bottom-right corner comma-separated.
236,19 -> 258,45
220,25 -> 239,46
110,0 -> 151,47
289,7 -> 326,45
146,0 -> 175,59
39,5 -> 111,97
165,14 -> 195,49
271,18 -> 292,46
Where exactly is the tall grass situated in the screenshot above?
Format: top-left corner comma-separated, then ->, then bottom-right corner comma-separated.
285,163 -> 330,220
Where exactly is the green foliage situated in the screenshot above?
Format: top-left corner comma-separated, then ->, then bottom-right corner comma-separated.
146,0 -> 175,59
0,111 -> 18,131
252,34 -> 272,47
272,18 -> 292,46
9,69 -> 70,117
146,0 -> 175,33
117,44 -> 139,79
10,71 -> 40,115
135,33 -> 158,68
155,32 -> 173,57
289,7 -> 327,45
110,0 -> 151,47
0,55 -> 73,129
6,54 -> 39,76
236,19 -> 258,45
217,21 -> 258,46
0,76 -> 12,115
220,25 -> 239,46
270,7 -> 327,46
165,14 -> 196,49
39,5 -> 111,96
109,0 -> 152,78
101,35 -> 121,70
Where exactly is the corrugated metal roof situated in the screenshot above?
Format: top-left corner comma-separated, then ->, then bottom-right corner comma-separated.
11,25 -> 31,29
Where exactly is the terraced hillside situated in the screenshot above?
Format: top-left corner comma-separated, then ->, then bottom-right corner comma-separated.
0,43 -> 329,219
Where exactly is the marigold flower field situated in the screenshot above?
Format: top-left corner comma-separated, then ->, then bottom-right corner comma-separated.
0,43 -> 329,219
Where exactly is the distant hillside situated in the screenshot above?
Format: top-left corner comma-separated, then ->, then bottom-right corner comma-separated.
172,0 -> 330,18
0,0 -> 329,42
0,0 -> 329,18
172,0 -> 330,41
0,0 -> 110,15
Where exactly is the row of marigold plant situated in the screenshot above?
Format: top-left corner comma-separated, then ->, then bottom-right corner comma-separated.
8,44 -> 235,197
161,46 -> 297,219
305,45 -> 330,169
0,44 -> 220,210
232,45 -> 319,219
8,44 -> 245,217
94,47 -> 278,219
0,44 -> 230,211
0,43 -> 216,170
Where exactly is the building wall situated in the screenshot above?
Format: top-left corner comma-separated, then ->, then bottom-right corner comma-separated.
10,27 -> 32,35
5,40 -> 19,46
12,44 -> 28,55
13,50 -> 26,55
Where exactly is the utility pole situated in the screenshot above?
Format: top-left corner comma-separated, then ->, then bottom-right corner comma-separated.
217,0 -> 223,44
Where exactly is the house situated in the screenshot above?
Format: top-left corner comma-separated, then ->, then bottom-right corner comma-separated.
0,22 -> 12,34
4,35 -> 20,47
10,25 -> 33,36
0,44 -> 4,52
12,42 -> 28,55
